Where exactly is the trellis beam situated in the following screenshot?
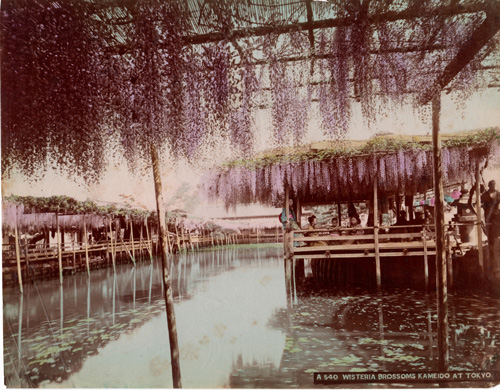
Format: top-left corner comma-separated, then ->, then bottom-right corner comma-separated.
184,3 -> 490,45
421,9 -> 500,104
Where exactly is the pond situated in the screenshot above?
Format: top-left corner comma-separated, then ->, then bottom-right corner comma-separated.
3,246 -> 499,388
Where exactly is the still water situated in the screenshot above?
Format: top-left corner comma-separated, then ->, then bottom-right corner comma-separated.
3,246 -> 499,388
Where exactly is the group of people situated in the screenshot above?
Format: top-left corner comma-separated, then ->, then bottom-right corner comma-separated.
280,180 -> 499,246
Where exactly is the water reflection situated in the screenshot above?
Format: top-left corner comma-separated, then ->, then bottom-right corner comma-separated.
3,247 -> 499,388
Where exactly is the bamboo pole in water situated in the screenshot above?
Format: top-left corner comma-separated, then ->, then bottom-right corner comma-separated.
84,215 -> 90,276
130,219 -> 136,264
432,93 -> 449,372
175,225 -> 181,252
150,144 -> 182,388
166,227 -> 172,254
109,219 -> 116,271
423,226 -> 429,289
145,220 -> 154,262
56,212 -> 63,284
475,164 -> 484,275
14,211 -> 23,294
373,175 -> 381,289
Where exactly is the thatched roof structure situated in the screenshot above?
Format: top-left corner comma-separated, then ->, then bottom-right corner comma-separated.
201,129 -> 500,208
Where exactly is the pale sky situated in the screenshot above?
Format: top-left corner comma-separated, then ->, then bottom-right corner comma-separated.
2,88 -> 499,218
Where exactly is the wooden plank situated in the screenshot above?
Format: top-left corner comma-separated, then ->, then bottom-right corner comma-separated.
294,251 -> 437,259
293,241 -> 436,252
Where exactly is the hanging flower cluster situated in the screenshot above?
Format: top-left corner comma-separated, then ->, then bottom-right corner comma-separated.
201,130 -> 497,208
1,0 -> 497,186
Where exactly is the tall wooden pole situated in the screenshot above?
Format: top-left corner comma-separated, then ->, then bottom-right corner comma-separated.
475,164 -> 484,275
130,218 -> 136,264
83,215 -> 90,276
432,93 -> 449,371
374,175 -> 381,289
145,219 -> 154,262
296,198 -> 302,228
56,212 -> 63,285
109,219 -> 116,271
284,186 -> 293,303
14,208 -> 23,294
151,144 -> 182,388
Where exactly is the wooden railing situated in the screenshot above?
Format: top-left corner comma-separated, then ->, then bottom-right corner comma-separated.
2,229 -> 285,264
2,239 -> 154,264
292,225 -> 438,259
284,223 -> 470,288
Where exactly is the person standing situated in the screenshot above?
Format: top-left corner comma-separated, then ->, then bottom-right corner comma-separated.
280,198 -> 300,230
481,180 -> 499,240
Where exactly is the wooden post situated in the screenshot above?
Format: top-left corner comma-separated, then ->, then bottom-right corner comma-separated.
109,219 -> 116,271
180,228 -> 187,252
175,225 -> 181,252
145,220 -> 154,262
432,93 -> 449,372
14,211 -> 23,294
446,229 -> 453,288
475,163 -> 484,275
374,175 -> 381,289
56,212 -> 63,284
130,219 -> 136,264
150,144 -> 182,388
84,215 -> 90,276
284,227 -> 294,303
337,202 -> 342,225
296,198 -> 302,228
423,226 -> 429,289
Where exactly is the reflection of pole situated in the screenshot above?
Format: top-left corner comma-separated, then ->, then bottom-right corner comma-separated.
151,144 -> 182,388
18,293 -> 23,373
112,272 -> 116,325
60,284 -> 64,337
432,93 -> 449,371
378,301 -> 385,362
87,276 -> 91,335
149,264 -> 153,305
133,267 -> 136,310
14,208 -> 23,294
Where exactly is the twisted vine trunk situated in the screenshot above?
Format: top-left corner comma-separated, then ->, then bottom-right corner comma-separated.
151,144 -> 182,388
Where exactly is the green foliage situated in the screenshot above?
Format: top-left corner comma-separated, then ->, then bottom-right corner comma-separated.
4,194 -> 154,219
442,128 -> 499,148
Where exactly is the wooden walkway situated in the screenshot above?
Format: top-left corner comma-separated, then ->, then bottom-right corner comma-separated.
2,229 -> 284,284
